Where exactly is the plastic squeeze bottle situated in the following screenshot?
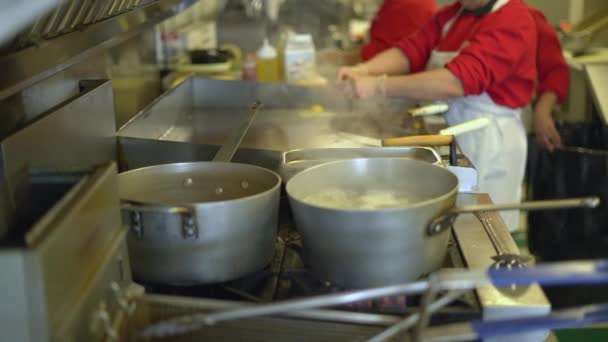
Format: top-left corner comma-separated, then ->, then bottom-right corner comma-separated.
256,39 -> 280,82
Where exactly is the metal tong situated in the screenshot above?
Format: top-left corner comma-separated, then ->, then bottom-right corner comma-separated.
475,210 -> 531,268
139,259 -> 608,339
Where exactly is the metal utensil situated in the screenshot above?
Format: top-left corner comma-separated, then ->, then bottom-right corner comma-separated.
213,100 -> 262,162
137,260 -> 608,339
366,290 -> 468,342
475,211 -> 531,268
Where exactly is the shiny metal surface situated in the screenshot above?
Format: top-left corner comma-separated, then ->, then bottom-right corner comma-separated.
367,290 -> 468,342
280,147 -> 442,182
0,0 -> 195,101
138,295 -> 402,326
475,211 -> 531,268
0,250 -> 48,342
120,295 -> 385,342
451,197 -> 600,213
146,281 -> 433,335
286,158 -> 459,288
118,77 -> 416,151
0,28 -> 160,139
430,197 -> 599,237
12,0 -> 186,49
189,269 -> 491,329
0,80 -> 116,238
0,163 -> 127,341
585,63 -> 608,125
213,100 -> 263,162
117,77 -> 419,177
421,323 -> 477,342
453,194 -> 551,342
118,161 -> 281,285
35,163 -> 124,335
57,226 -> 135,341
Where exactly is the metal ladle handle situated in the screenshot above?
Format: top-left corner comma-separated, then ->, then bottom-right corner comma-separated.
212,100 -> 263,163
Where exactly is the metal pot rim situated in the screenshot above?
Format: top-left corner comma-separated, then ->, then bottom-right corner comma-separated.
119,161 -> 282,207
285,158 -> 459,213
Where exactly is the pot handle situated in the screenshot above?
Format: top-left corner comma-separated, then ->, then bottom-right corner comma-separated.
451,197 -> 600,214
427,197 -> 600,236
121,202 -> 198,239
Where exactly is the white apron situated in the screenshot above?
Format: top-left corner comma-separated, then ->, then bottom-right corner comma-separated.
427,0 -> 527,231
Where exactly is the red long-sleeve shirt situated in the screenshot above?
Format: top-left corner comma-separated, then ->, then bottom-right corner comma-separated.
394,0 -> 537,109
529,7 -> 570,104
361,0 -> 439,61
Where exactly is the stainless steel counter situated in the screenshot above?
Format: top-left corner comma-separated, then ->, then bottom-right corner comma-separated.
585,63 -> 608,125
138,108 -> 412,150
118,77 -> 421,171
119,77 -> 418,149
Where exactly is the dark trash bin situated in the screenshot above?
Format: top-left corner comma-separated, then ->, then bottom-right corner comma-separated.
527,123 -> 608,308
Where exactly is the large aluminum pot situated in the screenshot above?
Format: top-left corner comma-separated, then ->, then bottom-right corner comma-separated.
286,158 -> 599,289
119,162 -> 281,285
286,158 -> 458,288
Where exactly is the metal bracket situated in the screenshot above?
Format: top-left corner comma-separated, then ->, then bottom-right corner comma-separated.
449,141 -> 458,166
89,303 -> 118,341
122,202 -> 198,240
427,213 -> 458,236
110,282 -> 137,317
129,211 -> 143,239
181,212 -> 198,239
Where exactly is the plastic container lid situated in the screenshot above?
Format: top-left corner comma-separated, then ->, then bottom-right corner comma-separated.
291,34 -> 313,44
257,39 -> 277,59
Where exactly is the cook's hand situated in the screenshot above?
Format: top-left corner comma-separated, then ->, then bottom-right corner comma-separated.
348,75 -> 388,99
337,64 -> 368,82
534,110 -> 562,152
349,76 -> 380,99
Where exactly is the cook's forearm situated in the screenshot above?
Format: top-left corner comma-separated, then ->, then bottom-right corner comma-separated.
384,69 -> 464,100
362,48 -> 411,76
534,91 -> 558,116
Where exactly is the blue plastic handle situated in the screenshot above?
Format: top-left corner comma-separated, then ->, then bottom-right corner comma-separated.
488,260 -> 608,287
472,304 -> 608,339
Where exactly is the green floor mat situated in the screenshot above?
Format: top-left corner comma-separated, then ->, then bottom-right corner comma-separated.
511,230 -> 528,249
555,328 -> 608,342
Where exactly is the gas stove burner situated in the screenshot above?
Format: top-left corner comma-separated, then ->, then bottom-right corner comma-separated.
341,295 -> 409,315
140,268 -> 279,302
140,204 -> 480,321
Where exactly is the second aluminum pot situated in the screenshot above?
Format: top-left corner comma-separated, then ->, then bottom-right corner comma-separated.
286,158 -> 599,289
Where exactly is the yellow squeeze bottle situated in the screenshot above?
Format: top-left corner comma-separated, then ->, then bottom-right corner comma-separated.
256,39 -> 280,82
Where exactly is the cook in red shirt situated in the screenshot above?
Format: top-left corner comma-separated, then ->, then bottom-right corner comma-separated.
361,0 -> 439,61
529,7 -> 570,152
338,0 -> 537,231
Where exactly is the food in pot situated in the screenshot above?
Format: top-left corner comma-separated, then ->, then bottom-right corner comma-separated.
301,188 -> 412,210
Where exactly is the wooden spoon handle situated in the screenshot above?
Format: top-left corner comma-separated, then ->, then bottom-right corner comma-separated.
382,135 -> 454,147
